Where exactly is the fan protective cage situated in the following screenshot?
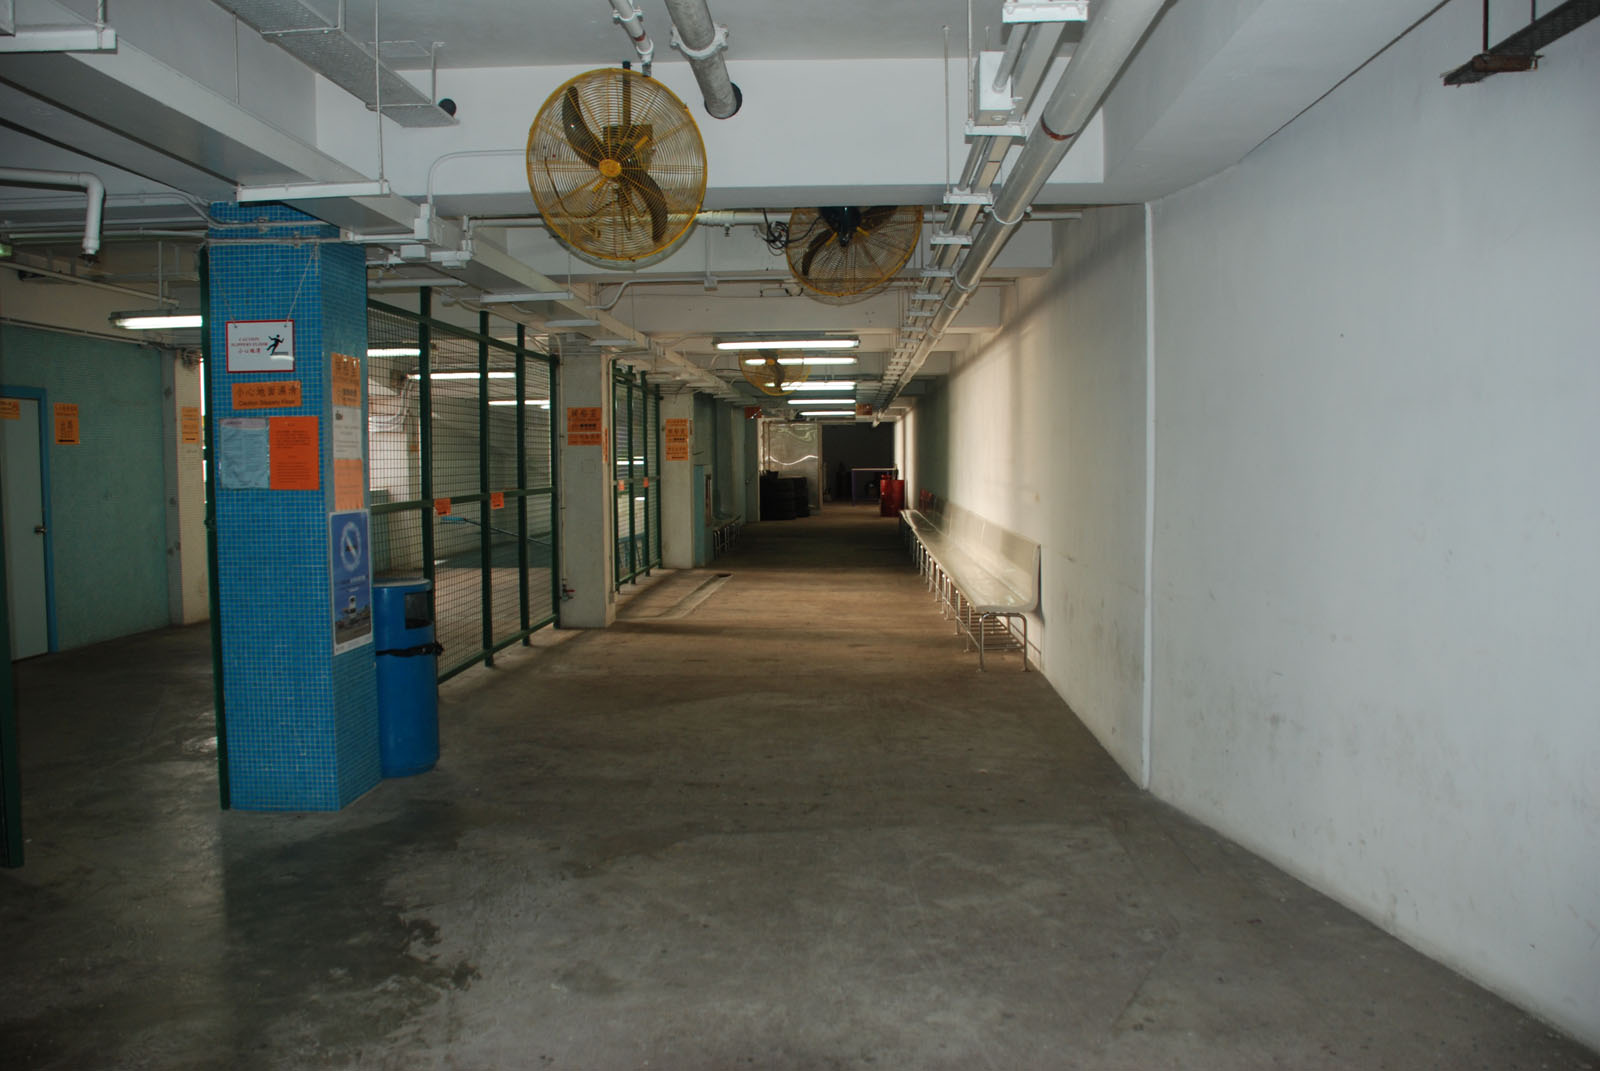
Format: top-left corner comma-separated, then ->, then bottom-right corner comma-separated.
786,206 -> 923,305
740,353 -> 812,396
527,68 -> 707,265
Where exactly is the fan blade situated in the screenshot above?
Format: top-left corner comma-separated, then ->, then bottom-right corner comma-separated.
800,230 -> 833,276
620,167 -> 669,243
859,206 -> 897,231
561,86 -> 604,168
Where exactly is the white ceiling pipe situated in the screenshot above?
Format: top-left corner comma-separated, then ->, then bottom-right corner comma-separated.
662,0 -> 742,119
991,22 -> 1033,93
607,0 -> 655,71
884,0 -> 1168,402
0,167 -> 105,260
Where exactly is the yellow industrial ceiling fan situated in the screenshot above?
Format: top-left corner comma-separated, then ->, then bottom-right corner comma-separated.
526,67 -> 708,269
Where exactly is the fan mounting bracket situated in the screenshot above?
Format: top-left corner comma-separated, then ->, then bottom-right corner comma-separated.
1003,1 -> 1089,23
943,188 -> 994,206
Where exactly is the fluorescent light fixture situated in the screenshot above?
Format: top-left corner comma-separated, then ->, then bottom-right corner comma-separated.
114,313 -> 202,330
479,290 -> 572,304
368,278 -> 469,291
787,398 -> 855,407
591,338 -> 640,348
784,380 -> 856,391
716,338 -> 859,351
368,347 -> 421,357
796,410 -> 856,417
545,318 -> 600,328
742,356 -> 857,366
488,399 -> 551,407
408,371 -> 517,380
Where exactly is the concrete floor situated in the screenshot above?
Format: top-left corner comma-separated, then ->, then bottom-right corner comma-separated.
2,506 -> 1595,1070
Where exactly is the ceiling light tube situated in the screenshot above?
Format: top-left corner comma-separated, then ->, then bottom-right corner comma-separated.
742,356 -> 857,366
408,371 -> 517,380
716,338 -> 859,351
368,347 -> 421,357
795,410 -> 855,417
113,313 -> 202,330
545,318 -> 601,328
488,399 -> 551,407
784,380 -> 856,391
479,290 -> 573,303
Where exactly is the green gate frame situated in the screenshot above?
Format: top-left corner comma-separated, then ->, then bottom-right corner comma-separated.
368,292 -> 562,682
613,368 -> 662,589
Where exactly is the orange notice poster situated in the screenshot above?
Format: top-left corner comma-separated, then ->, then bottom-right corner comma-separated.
0,398 -> 19,421
566,406 -> 604,446
233,380 -> 302,410
490,491 -> 505,510
664,417 -> 690,461
180,406 -> 202,444
268,416 -> 319,490
54,403 -> 80,445
334,458 -> 364,511
330,352 -> 362,408
434,498 -> 452,516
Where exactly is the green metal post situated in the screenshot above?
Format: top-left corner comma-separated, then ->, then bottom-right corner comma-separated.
612,373 -> 622,588
550,357 -> 563,626
198,248 -> 230,810
478,310 -> 494,665
0,478 -> 21,865
516,325 -> 530,640
642,383 -> 652,576
627,371 -> 637,583
418,289 -> 436,606
653,387 -> 663,567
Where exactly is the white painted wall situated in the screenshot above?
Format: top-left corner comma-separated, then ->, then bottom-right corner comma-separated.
909,4 -> 1599,1047
912,206 -> 1150,776
1148,5 -> 1600,1047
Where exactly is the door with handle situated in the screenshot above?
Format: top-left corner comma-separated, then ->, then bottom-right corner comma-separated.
3,392 -> 53,659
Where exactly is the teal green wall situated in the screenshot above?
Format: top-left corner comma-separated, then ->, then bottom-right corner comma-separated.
0,325 -> 169,649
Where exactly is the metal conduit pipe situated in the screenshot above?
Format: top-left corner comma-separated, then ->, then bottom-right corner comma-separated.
606,0 -> 655,70
662,0 -> 742,118
889,0 -> 1168,400
991,22 -> 1033,92
0,167 -> 105,260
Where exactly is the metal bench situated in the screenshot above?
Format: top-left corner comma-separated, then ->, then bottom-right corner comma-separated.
711,513 -> 743,558
901,496 -> 1040,671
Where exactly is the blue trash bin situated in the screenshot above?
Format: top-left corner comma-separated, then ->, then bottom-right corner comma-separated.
373,578 -> 440,777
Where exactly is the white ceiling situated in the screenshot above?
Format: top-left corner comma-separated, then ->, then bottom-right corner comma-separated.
1,0 -> 1451,407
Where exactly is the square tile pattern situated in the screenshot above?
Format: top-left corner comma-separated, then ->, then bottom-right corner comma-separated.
208,203 -> 378,811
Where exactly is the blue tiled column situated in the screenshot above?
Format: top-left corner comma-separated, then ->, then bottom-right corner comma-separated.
207,204 -> 378,811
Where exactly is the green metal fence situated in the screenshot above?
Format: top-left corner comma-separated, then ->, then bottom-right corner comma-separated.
612,368 -> 661,588
367,294 -> 560,681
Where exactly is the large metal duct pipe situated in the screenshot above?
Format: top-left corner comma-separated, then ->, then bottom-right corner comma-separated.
893,0 -> 1168,397
662,0 -> 742,118
0,167 -> 105,261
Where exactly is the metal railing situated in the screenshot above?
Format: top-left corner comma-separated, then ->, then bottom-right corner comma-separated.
368,294 -> 560,681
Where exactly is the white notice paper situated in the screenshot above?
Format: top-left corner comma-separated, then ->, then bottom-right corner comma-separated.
332,406 -> 363,460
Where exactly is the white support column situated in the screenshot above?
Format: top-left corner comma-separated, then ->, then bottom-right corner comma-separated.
557,341 -> 616,628
161,349 -> 209,625
659,392 -> 695,569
